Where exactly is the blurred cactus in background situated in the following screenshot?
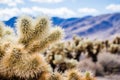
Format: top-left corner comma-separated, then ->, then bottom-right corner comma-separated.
45,34 -> 120,77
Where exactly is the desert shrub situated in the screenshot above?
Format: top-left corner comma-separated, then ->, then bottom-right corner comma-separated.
98,52 -> 120,74
77,58 -> 103,76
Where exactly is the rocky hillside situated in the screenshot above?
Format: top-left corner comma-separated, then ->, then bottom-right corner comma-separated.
4,13 -> 120,40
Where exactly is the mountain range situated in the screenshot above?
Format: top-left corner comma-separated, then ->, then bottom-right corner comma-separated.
3,13 -> 120,40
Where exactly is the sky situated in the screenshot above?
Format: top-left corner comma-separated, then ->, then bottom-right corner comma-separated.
0,0 -> 120,21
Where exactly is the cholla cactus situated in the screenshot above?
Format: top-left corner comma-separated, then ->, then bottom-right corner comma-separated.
38,72 -> 50,80
0,15 -> 64,80
83,39 -> 102,62
0,22 -> 4,38
74,38 -> 86,61
65,69 -> 96,80
47,72 -> 63,80
28,27 -> 64,53
83,72 -> 96,80
0,44 -> 7,60
65,69 -> 82,80
73,35 -> 82,46
39,71 -> 63,80
46,42 -> 78,72
16,15 -> 33,46
108,44 -> 120,54
0,22 -> 15,43
113,36 -> 120,44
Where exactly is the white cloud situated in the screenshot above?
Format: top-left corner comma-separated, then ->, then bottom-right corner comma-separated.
0,0 -> 24,6
78,8 -> 98,13
0,8 -> 20,20
31,0 -> 63,3
21,8 -> 34,15
32,7 -> 76,18
0,7 -> 76,21
106,4 -> 120,11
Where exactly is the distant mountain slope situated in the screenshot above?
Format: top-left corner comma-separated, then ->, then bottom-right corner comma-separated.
61,13 -> 120,40
4,17 -> 17,28
3,13 -> 120,40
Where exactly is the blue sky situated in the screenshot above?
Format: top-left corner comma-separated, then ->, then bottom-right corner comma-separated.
0,0 -> 120,20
